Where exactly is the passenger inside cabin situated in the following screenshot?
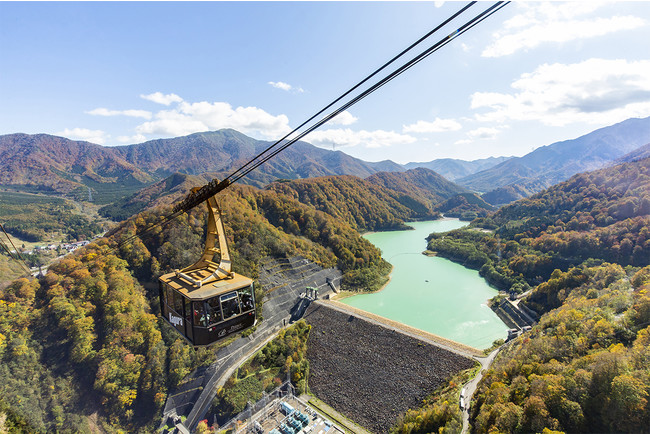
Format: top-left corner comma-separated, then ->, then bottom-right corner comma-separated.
240,292 -> 254,311
221,292 -> 241,319
194,302 -> 207,327
239,286 -> 255,312
207,297 -> 222,324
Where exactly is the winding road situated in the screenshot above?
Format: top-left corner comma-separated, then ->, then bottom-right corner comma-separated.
461,340 -> 516,433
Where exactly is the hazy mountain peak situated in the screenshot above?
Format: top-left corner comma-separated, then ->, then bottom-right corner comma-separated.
404,155 -> 513,180
461,115 -> 650,204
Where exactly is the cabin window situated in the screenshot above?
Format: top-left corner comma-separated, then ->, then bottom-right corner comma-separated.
193,301 -> 207,327
206,297 -> 223,325
220,292 -> 241,320
165,285 -> 174,309
184,298 -> 191,320
173,291 -> 183,314
239,285 -> 254,312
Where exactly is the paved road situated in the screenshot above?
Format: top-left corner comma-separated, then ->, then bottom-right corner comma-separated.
460,348 -> 499,433
460,338 -> 519,434
184,327 -> 285,431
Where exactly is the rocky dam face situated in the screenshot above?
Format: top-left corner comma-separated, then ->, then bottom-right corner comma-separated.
303,303 -> 476,434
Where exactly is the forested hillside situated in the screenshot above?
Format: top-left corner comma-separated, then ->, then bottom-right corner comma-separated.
365,167 -> 467,205
98,172 -> 211,221
471,263 -> 650,433
0,248 -> 172,432
418,156 -> 650,433
0,254 -> 25,290
427,157 -> 650,297
101,167 -> 465,229
0,170 -> 402,431
0,134 -> 154,202
0,191 -> 102,242
266,175 -> 439,232
435,193 -> 495,220
481,184 -> 533,207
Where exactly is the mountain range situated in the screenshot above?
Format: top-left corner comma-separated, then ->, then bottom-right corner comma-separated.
457,116 -> 650,204
403,156 -> 512,181
618,141 -> 650,163
0,133 -> 154,199
3,116 -> 650,208
0,130 -> 404,203
99,166 -> 467,224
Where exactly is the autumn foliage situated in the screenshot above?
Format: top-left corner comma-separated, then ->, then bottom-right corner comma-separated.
471,264 -> 650,433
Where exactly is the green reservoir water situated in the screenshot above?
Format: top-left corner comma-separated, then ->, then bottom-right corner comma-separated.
342,219 -> 507,349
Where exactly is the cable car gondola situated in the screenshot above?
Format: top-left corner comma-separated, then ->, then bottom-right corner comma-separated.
158,192 -> 255,346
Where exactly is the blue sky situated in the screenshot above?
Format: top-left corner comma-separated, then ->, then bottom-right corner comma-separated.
1,1 -> 650,164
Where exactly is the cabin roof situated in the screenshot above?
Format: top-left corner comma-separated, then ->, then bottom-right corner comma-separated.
159,269 -> 253,300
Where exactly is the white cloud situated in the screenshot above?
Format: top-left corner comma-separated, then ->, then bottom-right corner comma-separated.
467,127 -> 500,140
140,92 -> 184,106
117,134 -> 147,144
450,125 -> 506,147
135,100 -> 291,139
268,81 -> 291,91
482,2 -> 646,57
87,108 -> 152,119
326,111 -> 358,126
306,128 -> 416,149
403,117 -> 461,133
268,81 -> 304,93
57,128 -> 108,145
471,58 -> 650,126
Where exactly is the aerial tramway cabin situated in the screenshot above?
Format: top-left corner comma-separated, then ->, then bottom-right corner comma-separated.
158,193 -> 256,346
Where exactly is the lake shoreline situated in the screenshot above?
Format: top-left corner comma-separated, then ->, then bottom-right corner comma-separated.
326,299 -> 483,357
360,216 -> 458,237
344,219 -> 507,349
333,264 -> 395,301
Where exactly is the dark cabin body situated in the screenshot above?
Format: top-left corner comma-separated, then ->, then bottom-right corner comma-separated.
158,192 -> 256,346
159,270 -> 255,346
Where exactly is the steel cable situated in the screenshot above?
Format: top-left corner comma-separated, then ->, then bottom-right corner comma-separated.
117,1 -> 509,249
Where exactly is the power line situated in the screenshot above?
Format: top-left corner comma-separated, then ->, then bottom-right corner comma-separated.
0,236 -> 14,258
173,2 -> 508,215
0,222 -> 32,275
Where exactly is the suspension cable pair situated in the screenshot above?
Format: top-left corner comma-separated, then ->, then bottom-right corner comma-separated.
176,1 -> 508,214
116,1 -> 509,250
5,2 -> 511,277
